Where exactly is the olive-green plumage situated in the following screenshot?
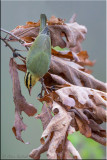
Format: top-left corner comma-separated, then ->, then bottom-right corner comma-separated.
24,14 -> 51,94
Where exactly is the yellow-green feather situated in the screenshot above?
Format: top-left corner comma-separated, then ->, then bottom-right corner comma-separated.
25,14 -> 51,90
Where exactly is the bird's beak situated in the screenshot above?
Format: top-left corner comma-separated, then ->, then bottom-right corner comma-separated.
28,88 -> 32,96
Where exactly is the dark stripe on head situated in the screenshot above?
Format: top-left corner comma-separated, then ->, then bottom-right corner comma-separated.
30,75 -> 32,87
26,72 -> 30,88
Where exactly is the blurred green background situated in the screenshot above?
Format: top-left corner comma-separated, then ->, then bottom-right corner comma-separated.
1,1 -> 106,159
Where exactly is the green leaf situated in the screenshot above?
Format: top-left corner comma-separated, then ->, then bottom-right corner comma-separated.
52,46 -> 69,51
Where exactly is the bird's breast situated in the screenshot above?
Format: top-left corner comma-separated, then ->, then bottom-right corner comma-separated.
26,34 -> 51,77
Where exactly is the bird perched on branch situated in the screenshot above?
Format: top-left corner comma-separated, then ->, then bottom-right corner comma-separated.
24,14 -> 51,95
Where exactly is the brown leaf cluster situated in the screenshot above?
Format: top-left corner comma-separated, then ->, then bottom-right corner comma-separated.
9,15 -> 87,52
29,102 -> 81,159
29,53 -> 106,158
8,15 -> 106,159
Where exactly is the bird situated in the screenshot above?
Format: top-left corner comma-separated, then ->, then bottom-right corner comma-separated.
24,14 -> 51,95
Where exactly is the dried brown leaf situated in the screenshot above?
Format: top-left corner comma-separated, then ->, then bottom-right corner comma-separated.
16,64 -> 27,72
26,21 -> 40,27
77,50 -> 95,66
12,109 -> 27,143
11,20 -> 40,32
35,103 -> 52,130
91,132 -> 106,146
51,48 -> 73,60
63,150 -> 73,160
44,73 -> 71,88
89,119 -> 106,137
29,136 -> 50,159
48,15 -> 65,25
46,85 -> 107,144
83,109 -> 103,124
52,49 -> 95,68
9,58 -> 37,143
40,102 -> 72,159
64,140 -> 82,159
21,36 -> 35,43
9,15 -> 87,51
63,126 -> 81,159
75,117 -> 91,137
29,102 -> 73,159
50,56 -> 106,92
55,85 -> 107,120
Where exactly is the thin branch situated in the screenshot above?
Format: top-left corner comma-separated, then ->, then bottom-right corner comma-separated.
0,28 -> 29,51
1,37 -> 26,61
1,37 -> 14,52
1,28 -> 25,43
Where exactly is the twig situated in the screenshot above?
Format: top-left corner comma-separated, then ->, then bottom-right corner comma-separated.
1,37 -> 15,52
1,28 -> 24,43
0,28 -> 29,51
1,37 -> 26,61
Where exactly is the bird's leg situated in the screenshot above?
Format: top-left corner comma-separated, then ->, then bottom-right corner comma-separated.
13,51 -> 26,64
13,52 -> 20,58
13,51 -> 26,60
40,78 -> 44,98
38,78 -> 49,98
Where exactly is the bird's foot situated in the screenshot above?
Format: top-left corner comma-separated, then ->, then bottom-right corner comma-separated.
39,78 -> 49,97
37,92 -> 43,99
13,52 -> 26,60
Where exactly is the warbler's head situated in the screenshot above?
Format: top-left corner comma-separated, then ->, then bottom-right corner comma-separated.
24,71 -> 39,95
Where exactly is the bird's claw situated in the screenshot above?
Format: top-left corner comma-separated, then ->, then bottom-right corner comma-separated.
37,92 -> 43,98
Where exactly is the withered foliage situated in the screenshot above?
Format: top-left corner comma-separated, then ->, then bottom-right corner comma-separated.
9,15 -> 87,52
6,15 -> 107,159
9,58 -> 37,143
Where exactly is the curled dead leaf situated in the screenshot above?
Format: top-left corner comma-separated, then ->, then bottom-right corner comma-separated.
77,50 -> 96,66
29,136 -> 50,159
48,16 -> 65,25
52,49 -> 95,68
55,85 -> 107,121
40,102 -> 72,159
9,15 -> 87,52
39,83 -> 106,145
50,56 -> 106,92
35,103 -> 52,130
12,109 -> 26,143
75,117 -> 91,137
9,58 -> 37,143
16,64 -> 27,72
64,140 -> 82,159
91,132 -> 106,146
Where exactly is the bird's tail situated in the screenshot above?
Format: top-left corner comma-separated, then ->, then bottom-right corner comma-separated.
40,14 -> 47,32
